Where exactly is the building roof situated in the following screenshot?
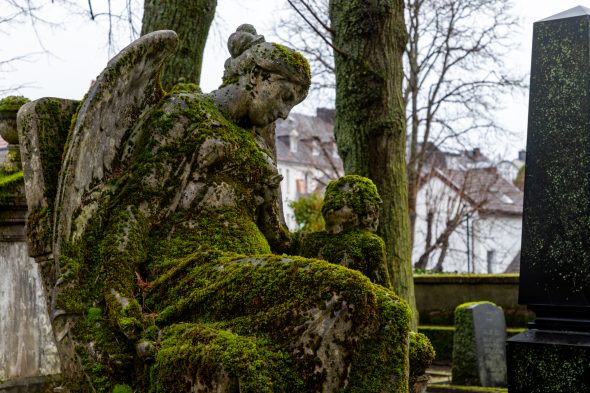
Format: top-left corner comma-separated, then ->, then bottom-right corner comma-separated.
430,167 -> 523,216
275,110 -> 343,173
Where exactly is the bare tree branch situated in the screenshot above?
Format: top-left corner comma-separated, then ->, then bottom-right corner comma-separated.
285,0 -> 346,57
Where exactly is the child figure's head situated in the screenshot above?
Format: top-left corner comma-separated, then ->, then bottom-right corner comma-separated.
321,175 -> 382,234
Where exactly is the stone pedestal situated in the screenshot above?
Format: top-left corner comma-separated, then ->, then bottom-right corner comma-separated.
507,330 -> 590,393
0,159 -> 59,391
509,6 -> 590,392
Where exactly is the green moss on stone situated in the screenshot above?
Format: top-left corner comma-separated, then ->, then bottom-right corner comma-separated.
0,170 -> 24,204
112,385 -> 133,393
0,95 -> 29,112
271,44 -> 311,86
168,83 -> 202,94
452,301 -> 496,385
409,331 -> 435,386
151,323 -> 304,393
57,92 -> 410,392
145,252 -> 410,392
298,228 -> 389,286
221,75 -> 240,87
321,175 -> 381,218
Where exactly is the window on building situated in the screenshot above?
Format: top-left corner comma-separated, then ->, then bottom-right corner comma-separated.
487,250 -> 496,273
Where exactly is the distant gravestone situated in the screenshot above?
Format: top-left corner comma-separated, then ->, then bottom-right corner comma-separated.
452,302 -> 507,387
507,6 -> 590,393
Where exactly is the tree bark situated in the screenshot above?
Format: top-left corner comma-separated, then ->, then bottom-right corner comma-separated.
329,0 -> 417,328
141,0 -> 217,90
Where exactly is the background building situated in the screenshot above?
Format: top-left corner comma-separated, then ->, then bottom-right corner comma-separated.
412,148 -> 523,273
275,109 -> 342,230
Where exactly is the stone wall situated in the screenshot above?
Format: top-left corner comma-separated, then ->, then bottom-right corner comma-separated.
414,274 -> 533,326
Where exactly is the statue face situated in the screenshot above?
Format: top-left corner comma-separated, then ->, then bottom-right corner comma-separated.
246,73 -> 306,126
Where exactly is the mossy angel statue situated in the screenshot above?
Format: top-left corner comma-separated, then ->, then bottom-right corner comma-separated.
18,26 -> 410,392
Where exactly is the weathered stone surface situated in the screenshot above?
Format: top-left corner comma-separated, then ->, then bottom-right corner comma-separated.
298,175 -> 390,286
452,302 -> 506,387
0,243 -> 60,383
20,26 -> 411,393
0,172 -> 59,387
55,30 -> 178,256
17,98 -> 79,257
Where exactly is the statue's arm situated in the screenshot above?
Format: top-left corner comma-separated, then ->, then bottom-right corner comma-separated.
257,179 -> 294,254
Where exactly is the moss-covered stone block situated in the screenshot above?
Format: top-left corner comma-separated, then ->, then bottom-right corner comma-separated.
409,331 -> 435,387
298,229 -> 389,286
452,302 -> 506,387
17,97 -> 79,257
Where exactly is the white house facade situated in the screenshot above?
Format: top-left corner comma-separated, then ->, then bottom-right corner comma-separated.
412,167 -> 523,273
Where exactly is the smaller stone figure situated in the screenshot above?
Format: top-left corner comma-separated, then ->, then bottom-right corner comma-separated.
298,175 -> 391,287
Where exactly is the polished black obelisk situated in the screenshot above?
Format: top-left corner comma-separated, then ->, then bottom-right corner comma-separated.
507,6 -> 590,393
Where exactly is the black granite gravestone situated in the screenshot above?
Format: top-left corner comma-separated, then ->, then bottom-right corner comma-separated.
508,6 -> 590,392
452,302 -> 506,387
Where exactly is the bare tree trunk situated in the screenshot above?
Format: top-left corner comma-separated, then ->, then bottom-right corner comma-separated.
329,0 -> 418,329
141,0 -> 217,90
433,239 -> 448,272
406,0 -> 422,247
415,210 -> 433,270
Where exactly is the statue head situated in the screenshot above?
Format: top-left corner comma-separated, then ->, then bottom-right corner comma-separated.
321,176 -> 382,234
213,24 -> 311,127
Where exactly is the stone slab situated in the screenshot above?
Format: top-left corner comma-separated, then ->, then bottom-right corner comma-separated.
452,302 -> 506,387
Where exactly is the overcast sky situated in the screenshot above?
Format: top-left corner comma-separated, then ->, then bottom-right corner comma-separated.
1,0 -> 588,160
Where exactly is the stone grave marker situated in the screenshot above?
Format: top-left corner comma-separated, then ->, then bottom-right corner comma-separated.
507,6 -> 590,392
452,302 -> 507,387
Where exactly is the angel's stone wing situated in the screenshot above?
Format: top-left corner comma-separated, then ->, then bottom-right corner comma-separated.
53,30 -> 177,255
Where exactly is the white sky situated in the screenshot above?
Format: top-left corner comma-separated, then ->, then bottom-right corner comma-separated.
1,0 -> 589,160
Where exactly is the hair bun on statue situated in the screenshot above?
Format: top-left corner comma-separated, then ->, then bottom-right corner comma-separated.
221,24 -> 311,89
227,24 -> 265,57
